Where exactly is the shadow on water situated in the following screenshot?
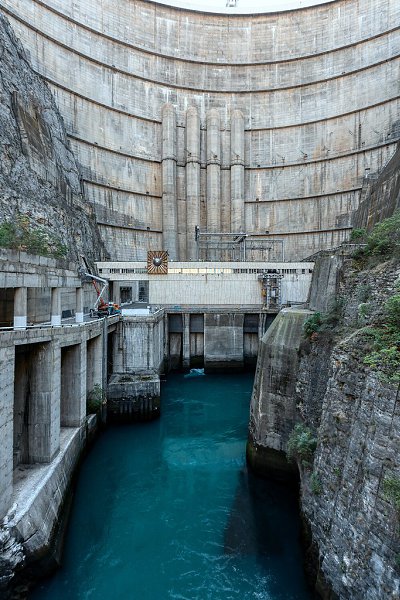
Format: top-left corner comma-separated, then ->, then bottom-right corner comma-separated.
224,468 -> 311,599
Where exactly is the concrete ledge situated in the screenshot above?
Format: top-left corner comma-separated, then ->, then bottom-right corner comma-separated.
0,421 -> 96,597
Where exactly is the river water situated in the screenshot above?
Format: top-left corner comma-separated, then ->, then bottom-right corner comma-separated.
31,372 -> 312,600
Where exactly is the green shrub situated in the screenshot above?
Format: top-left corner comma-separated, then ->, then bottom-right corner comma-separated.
350,228 -> 367,241
303,313 -> 322,338
303,299 -> 345,338
361,292 -> 400,383
87,384 -> 105,414
383,476 -> 400,512
385,294 -> 400,327
0,215 -> 67,258
287,423 -> 318,465
355,211 -> 400,262
310,472 -> 323,495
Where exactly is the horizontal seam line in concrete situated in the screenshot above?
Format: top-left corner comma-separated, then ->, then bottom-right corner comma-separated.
82,178 -> 161,197
68,134 -> 161,163
45,79 -> 160,124
42,74 -> 400,131
6,9 -> 400,94
72,133 -> 398,170
244,187 -> 362,202
96,221 -> 162,233
266,226 -> 353,236
8,1 -> 400,68
246,138 -> 400,169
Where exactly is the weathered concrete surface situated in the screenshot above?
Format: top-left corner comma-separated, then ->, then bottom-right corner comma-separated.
247,308 -> 312,478
0,421 -> 96,598
204,313 -> 244,371
113,313 -> 165,374
0,12 -> 104,264
107,372 -> 160,422
308,254 -> 344,314
3,0 -> 399,260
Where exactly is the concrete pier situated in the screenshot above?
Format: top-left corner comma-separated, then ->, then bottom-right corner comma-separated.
186,106 -> 201,260
230,110 -> 245,233
13,287 -> 27,329
51,287 -> 61,327
75,287 -> 84,323
162,103 -> 178,260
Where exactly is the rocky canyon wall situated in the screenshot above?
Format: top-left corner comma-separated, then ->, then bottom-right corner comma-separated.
249,230 -> 400,598
0,13 -> 103,264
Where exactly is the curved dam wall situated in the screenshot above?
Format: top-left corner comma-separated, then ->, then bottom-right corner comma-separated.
1,0 -> 399,261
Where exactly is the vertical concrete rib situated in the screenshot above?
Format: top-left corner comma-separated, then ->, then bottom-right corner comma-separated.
161,103 -> 178,260
206,109 -> 221,246
186,106 -> 201,261
13,287 -> 27,329
230,110 -> 245,233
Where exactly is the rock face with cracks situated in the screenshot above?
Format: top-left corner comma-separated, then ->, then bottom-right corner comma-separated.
0,13 -> 104,264
249,253 -> 400,599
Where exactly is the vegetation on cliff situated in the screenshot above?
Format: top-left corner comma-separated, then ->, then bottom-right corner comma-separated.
0,214 -> 68,258
304,213 -> 400,382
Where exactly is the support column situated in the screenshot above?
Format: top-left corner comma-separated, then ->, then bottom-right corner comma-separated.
87,334 -> 103,396
186,106 -> 201,261
75,287 -> 84,323
230,109 -> 245,233
111,281 -> 121,306
206,109 -> 221,260
13,287 -> 27,329
61,343 -> 86,427
182,313 -> 190,368
0,345 -> 14,518
29,342 -> 60,463
161,103 -> 178,260
51,287 -> 61,326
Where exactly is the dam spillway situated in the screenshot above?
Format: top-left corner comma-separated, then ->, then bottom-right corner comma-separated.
30,372 -> 312,600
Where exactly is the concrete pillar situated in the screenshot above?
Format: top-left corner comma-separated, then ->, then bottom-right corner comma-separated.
61,343 -> 86,427
0,345 -> 14,518
13,287 -> 27,329
186,106 -> 201,261
182,313 -> 190,368
87,335 -> 103,401
51,287 -> 61,326
162,103 -> 179,260
75,287 -> 84,323
230,110 -> 245,232
112,282 -> 121,306
29,342 -> 60,463
206,109 -> 221,259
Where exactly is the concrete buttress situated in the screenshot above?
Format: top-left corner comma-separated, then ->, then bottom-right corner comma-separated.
230,110 -> 245,233
186,106 -> 201,260
161,103 -> 178,260
206,109 -> 221,246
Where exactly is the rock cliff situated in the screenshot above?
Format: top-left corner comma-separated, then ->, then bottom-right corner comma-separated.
249,232 -> 400,598
0,13 -> 104,263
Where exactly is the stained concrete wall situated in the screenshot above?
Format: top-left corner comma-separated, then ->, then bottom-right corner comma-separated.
97,261 -> 314,306
248,308 -> 312,476
2,0 -> 399,260
113,313 -> 165,373
204,313 -> 244,370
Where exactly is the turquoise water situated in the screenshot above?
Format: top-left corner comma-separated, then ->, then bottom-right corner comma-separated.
31,372 -> 312,600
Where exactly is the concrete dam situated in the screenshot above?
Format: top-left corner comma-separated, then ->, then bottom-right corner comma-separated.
0,0 -> 399,598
